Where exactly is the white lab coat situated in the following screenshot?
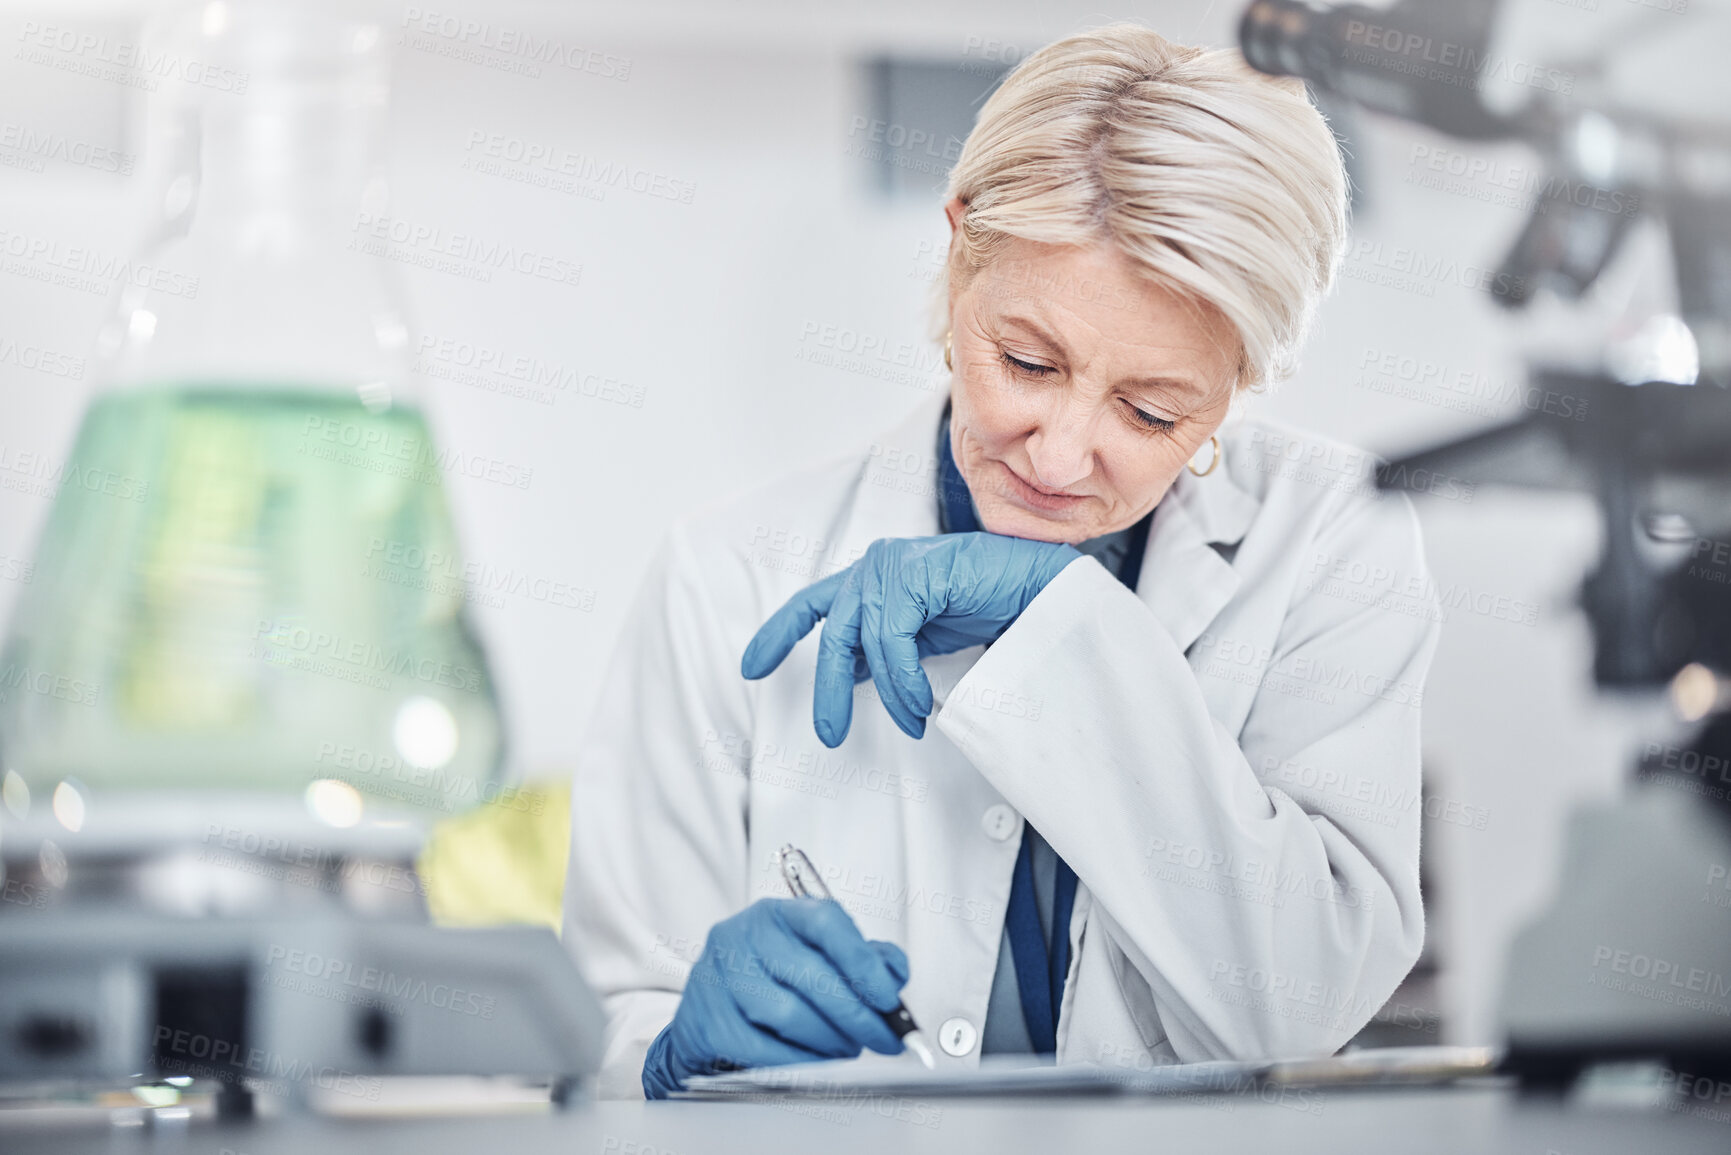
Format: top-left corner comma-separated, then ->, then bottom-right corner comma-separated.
562,389 -> 1441,1098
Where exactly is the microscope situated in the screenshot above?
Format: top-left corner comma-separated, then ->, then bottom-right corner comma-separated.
1242,0 -> 1731,1086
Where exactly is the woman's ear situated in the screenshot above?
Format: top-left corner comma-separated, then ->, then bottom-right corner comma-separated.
944,196 -> 966,237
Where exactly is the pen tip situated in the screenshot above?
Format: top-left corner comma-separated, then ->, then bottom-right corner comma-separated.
904,1031 -> 937,1070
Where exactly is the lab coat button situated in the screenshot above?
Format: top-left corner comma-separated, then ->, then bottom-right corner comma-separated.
980,804 -> 1019,841
938,1016 -> 977,1056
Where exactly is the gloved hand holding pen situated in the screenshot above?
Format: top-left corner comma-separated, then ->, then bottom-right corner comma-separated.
641,897 -> 912,1098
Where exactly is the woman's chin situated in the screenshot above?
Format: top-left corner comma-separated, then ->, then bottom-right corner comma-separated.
976,501 -> 1092,544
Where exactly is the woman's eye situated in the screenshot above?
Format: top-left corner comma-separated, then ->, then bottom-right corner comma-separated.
1127,405 -> 1175,432
999,350 -> 1055,376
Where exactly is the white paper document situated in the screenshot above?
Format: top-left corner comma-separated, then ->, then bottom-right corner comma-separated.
675,1047 -> 1501,1100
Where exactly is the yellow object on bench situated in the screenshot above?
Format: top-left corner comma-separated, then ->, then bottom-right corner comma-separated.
416,780 -> 570,933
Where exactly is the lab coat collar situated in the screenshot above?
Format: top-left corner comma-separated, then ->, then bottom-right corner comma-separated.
1138,434 -> 1259,653
835,392 -> 951,557
838,392 -> 1261,654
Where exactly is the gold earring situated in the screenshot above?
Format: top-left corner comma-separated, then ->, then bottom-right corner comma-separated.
1187,434 -> 1222,477
943,330 -> 953,371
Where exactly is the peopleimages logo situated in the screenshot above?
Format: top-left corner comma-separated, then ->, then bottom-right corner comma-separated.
1405,143 -> 1639,219
415,335 -> 646,408
1340,19 -> 1575,94
348,213 -> 582,288
0,121 -> 135,175
14,22 -> 251,93
252,617 -> 485,693
264,944 -> 497,1019
153,1026 -> 381,1101
0,226 -> 200,299
398,8 -> 632,80
1584,944 -> 1731,1017
363,537 -> 596,612
298,414 -> 535,491
0,334 -> 84,379
0,442 -> 149,503
462,131 -> 696,205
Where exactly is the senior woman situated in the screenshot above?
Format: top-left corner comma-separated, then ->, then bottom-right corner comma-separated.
563,24 -> 1441,1099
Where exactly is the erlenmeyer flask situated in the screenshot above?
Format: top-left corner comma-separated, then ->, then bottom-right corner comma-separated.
0,0 -> 504,815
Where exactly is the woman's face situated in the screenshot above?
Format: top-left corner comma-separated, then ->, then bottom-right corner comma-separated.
945,199 -> 1241,544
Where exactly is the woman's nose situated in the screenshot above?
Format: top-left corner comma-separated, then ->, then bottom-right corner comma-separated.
1024,404 -> 1096,491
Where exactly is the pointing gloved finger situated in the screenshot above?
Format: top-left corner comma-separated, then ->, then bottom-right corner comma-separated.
859,603 -> 924,741
741,571 -> 845,680
861,555 -> 934,736
811,580 -> 865,747
879,590 -> 935,723
776,898 -> 908,1015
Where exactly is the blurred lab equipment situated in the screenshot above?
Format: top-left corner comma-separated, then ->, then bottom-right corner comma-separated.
0,0 -> 598,1117
1242,0 -> 1731,1085
0,0 -> 503,803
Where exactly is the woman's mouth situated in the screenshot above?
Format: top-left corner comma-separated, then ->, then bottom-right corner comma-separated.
998,460 -> 1087,512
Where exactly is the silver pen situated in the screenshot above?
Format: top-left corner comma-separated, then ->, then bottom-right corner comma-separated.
775,843 -> 938,1069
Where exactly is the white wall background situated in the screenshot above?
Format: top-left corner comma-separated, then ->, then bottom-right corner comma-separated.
0,0 -> 1720,1046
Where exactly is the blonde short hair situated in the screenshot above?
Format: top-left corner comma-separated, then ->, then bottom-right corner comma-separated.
940,23 -> 1348,392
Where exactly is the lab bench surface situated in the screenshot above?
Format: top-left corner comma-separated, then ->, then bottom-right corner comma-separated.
1,1085 -> 1725,1155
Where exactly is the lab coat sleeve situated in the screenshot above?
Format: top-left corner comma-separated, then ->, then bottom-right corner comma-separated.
560,519 -> 755,1098
933,490 -> 1440,1061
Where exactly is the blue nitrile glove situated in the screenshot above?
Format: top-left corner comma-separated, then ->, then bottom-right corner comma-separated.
740,532 -> 1082,747
641,897 -> 911,1099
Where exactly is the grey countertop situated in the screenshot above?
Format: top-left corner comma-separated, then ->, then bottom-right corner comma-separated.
1,1084 -> 1726,1155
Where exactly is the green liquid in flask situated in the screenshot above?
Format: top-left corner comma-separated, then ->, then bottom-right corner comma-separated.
0,386 -> 504,812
